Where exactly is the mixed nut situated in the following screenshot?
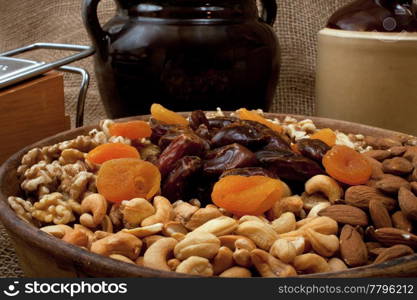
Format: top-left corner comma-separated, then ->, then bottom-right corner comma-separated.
7,104 -> 417,277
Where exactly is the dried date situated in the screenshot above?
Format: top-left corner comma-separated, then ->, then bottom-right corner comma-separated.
203,143 -> 257,176
190,110 -> 209,130
211,123 -> 268,149
220,167 -> 277,179
296,138 -> 330,163
158,133 -> 207,177
162,156 -> 203,201
256,150 -> 324,181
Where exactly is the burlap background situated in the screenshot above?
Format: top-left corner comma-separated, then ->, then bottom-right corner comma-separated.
0,0 -> 351,277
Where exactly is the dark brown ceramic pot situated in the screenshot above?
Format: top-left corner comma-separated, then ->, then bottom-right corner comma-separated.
1,113 -> 417,277
82,0 -> 280,118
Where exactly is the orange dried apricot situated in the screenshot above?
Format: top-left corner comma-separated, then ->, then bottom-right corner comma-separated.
236,108 -> 283,134
323,145 -> 372,185
87,143 -> 140,165
151,103 -> 188,126
310,128 -> 336,147
211,175 -> 283,216
97,158 -> 161,203
109,120 -> 152,140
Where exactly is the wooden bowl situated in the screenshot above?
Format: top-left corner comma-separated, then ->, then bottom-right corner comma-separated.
1,113 -> 417,278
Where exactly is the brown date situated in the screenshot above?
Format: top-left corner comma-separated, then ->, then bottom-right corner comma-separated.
207,117 -> 238,130
157,133 -> 207,177
256,150 -> 324,181
203,143 -> 257,176
296,139 -> 330,163
162,156 -> 203,201
211,123 -> 268,149
150,118 -> 183,145
220,167 -> 277,179
190,110 -> 209,130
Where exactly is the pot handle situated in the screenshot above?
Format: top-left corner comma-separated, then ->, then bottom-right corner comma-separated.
260,0 -> 277,25
82,0 -> 106,50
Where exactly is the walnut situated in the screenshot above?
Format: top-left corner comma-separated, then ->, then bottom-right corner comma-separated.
8,196 -> 34,223
108,136 -> 131,145
41,144 -> 61,162
99,119 -> 115,137
109,204 -> 123,227
32,193 -> 75,224
21,169 -> 53,192
69,171 -> 95,201
20,148 -> 44,168
58,135 -> 97,153
89,129 -> 108,145
59,149 -> 86,165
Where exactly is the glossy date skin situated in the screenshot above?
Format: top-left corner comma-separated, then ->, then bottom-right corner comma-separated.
256,150 -> 324,181
296,139 -> 330,163
203,143 -> 258,176
211,123 -> 269,150
220,167 -> 277,179
162,156 -> 203,201
157,133 -> 207,177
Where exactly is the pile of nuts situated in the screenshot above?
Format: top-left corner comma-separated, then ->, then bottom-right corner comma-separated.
7,111 -> 417,277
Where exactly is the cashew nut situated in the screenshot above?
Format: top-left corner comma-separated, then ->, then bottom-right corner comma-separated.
101,215 -> 113,233
40,224 -> 72,238
305,175 -> 343,204
235,237 -> 256,252
135,256 -> 144,267
238,215 -> 269,224
122,223 -> 164,238
219,235 -> 256,251
306,202 -> 331,218
142,235 -> 165,249
173,201 -> 199,224
250,249 -> 297,277
269,239 -> 297,264
121,198 -> 155,228
213,246 -> 234,275
184,205 -> 223,230
280,216 -> 338,239
143,237 -> 177,272
176,256 -> 213,276
267,195 -> 304,220
62,228 -> 89,248
328,257 -> 348,272
80,193 -> 107,228
167,258 -> 181,271
233,248 -> 252,267
219,266 -> 252,278
304,228 -> 339,257
293,253 -> 331,274
91,230 -> 112,242
162,221 -> 188,237
141,196 -> 174,226
90,232 -> 142,260
174,231 -> 220,260
301,192 -> 330,211
194,216 -> 238,236
235,221 -> 278,251
109,254 -> 136,264
271,212 -> 296,234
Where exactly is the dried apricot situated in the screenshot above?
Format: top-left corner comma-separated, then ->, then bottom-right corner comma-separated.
109,120 -> 152,140
236,108 -> 283,134
211,175 -> 283,216
323,145 -> 372,185
310,128 -> 336,147
87,143 -> 140,164
97,158 -> 161,203
151,103 -> 188,126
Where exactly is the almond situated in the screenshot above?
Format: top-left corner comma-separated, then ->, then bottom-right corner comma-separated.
373,244 -> 414,264
364,136 -> 402,150
363,150 -> 391,161
364,156 -> 384,180
391,211 -> 413,232
382,157 -> 414,176
398,187 -> 417,221
369,199 -> 393,229
403,146 -> 417,164
375,174 -> 410,194
411,182 -> 417,194
318,204 -> 368,226
345,186 -> 397,211
373,227 -> 417,249
388,146 -> 407,157
339,225 -> 368,267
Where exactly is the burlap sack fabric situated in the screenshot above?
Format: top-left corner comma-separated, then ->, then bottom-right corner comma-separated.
0,0 -> 351,277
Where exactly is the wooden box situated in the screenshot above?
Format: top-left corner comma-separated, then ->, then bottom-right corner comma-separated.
0,72 -> 70,163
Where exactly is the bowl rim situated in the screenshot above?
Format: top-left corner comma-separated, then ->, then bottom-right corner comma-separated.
1,112 -> 416,278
